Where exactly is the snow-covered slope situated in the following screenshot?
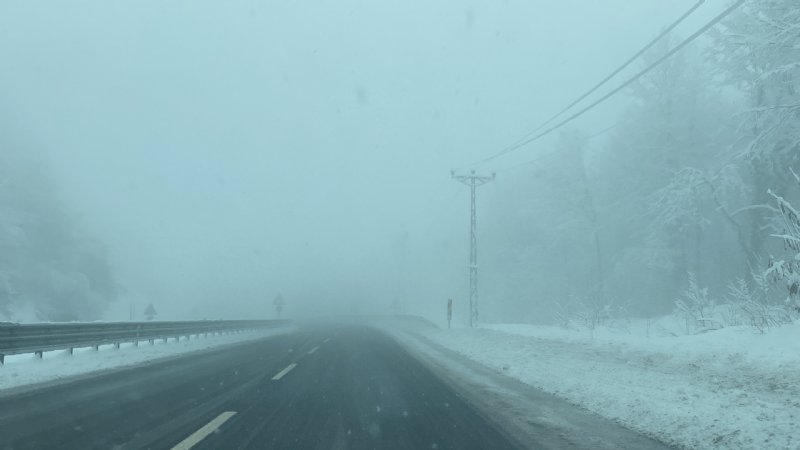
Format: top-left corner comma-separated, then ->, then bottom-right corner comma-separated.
400,318 -> 800,450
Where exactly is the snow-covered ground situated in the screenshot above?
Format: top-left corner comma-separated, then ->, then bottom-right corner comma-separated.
396,317 -> 800,450
0,326 -> 294,392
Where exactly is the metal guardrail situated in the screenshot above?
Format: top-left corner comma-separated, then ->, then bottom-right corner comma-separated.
0,320 -> 289,364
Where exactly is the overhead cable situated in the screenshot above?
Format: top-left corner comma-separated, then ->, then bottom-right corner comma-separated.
468,0 -> 744,167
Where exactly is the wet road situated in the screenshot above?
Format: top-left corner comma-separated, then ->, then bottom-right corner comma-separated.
0,325 -> 524,450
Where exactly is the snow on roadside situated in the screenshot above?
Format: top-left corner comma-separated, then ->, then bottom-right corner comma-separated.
0,326 -> 294,392
403,319 -> 800,450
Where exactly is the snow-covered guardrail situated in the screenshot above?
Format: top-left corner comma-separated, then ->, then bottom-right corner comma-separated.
0,320 -> 289,364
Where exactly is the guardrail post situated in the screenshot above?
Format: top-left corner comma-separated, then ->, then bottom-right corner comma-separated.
0,320 -> 288,362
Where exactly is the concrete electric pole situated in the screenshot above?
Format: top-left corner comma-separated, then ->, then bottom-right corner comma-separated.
451,170 -> 495,327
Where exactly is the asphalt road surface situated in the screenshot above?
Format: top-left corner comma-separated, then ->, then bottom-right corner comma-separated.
0,324 -> 668,450
0,325 -> 526,450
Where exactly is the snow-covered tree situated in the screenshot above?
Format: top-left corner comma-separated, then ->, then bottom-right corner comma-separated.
766,169 -> 800,309
470,5 -> 799,326
482,129 -> 608,322
675,272 -> 718,334
0,130 -> 117,322
711,0 -> 800,259
144,303 -> 157,321
594,38 -> 737,312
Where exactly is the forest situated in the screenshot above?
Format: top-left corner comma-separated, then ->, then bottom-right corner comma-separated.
482,0 -> 800,330
0,131 -> 117,322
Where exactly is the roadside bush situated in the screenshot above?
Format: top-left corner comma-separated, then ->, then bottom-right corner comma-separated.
726,275 -> 793,333
675,273 -> 723,334
553,294 -> 631,331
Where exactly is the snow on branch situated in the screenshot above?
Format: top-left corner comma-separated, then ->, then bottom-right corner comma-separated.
765,169 -> 800,308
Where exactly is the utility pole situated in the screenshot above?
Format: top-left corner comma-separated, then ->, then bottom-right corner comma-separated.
451,170 -> 495,327
273,293 -> 285,319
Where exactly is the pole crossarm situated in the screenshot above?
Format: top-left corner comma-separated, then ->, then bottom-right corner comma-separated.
451,170 -> 495,186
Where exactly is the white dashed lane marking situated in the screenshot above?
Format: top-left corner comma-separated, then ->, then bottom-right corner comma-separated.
171,411 -> 237,450
271,363 -> 298,381
308,346 -> 319,355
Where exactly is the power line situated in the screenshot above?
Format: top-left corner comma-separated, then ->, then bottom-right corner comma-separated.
469,0 -> 745,167
457,1 -> 704,170
496,123 -> 619,174
508,0 -> 705,149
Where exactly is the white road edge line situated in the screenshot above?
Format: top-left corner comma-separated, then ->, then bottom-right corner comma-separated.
271,362 -> 298,380
308,346 -> 319,355
171,411 -> 237,450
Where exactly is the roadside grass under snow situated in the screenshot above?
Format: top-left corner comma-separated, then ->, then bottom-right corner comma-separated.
0,327 -> 293,392
406,315 -> 800,450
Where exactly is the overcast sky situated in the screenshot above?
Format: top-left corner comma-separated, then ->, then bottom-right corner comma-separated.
0,0 -> 724,320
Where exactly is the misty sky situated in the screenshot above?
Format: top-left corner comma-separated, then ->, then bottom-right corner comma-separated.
0,0 -> 722,320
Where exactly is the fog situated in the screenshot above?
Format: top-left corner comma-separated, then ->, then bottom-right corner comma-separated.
2,1 -> 797,325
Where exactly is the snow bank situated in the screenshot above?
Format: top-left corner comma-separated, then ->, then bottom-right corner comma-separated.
0,326 -> 293,392
404,318 -> 800,450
